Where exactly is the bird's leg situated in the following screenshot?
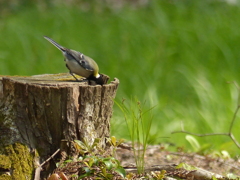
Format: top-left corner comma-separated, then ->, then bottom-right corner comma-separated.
69,72 -> 79,81
66,64 -> 79,81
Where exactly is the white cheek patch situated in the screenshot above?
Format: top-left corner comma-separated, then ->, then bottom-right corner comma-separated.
80,54 -> 84,59
96,74 -> 100,78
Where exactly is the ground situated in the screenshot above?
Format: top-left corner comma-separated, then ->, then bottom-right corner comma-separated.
52,143 -> 240,179
116,143 -> 240,178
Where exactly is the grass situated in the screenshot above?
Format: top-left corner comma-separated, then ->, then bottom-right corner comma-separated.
1,0 -> 240,156
115,98 -> 154,173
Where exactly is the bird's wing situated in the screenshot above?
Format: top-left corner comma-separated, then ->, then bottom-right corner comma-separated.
70,51 -> 95,71
78,58 -> 94,71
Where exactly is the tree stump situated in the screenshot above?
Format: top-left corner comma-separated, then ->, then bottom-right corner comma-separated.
0,73 -> 119,179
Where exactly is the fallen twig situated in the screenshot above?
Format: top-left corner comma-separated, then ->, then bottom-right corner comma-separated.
124,164 -> 227,180
34,149 -> 60,180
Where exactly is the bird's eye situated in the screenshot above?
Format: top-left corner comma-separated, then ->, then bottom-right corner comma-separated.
80,60 -> 85,64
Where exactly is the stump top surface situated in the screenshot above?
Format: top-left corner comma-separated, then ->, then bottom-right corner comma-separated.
0,73 -> 119,87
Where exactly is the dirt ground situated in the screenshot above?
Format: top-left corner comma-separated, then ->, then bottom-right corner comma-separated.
53,143 -> 240,179
116,143 -> 240,177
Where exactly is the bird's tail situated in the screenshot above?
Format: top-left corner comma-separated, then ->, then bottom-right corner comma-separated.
44,36 -> 65,51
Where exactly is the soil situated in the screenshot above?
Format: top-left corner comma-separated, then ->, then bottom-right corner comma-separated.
116,143 -> 240,177
52,143 -> 240,179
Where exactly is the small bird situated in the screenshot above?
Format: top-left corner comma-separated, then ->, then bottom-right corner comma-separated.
44,36 -> 104,85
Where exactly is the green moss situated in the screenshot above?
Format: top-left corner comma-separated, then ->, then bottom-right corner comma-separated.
0,154 -> 11,169
0,143 -> 35,180
0,155 -> 11,180
0,174 -> 11,180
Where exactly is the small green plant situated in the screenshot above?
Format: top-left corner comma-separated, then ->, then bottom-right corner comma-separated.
185,135 -> 200,152
115,98 -> 155,174
151,170 -> 166,180
176,162 -> 198,171
73,138 -> 101,156
107,136 -> 125,158
77,156 -> 126,179
53,138 -> 126,179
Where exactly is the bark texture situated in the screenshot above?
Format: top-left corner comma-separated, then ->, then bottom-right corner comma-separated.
0,73 -> 119,179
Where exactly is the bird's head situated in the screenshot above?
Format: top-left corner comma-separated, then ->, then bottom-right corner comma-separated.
89,74 -> 104,85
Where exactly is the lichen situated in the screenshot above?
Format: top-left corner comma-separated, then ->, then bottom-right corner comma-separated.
0,143 -> 35,180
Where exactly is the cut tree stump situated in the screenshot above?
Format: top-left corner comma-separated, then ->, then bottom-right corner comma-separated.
0,73 -> 119,180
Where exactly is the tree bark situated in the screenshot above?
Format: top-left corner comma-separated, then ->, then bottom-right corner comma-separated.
0,73 -> 119,179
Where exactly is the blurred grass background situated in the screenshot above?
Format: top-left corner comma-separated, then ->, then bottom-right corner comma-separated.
1,0 -> 240,156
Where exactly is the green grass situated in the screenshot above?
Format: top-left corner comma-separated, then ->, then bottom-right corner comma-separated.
1,0 -> 240,156
115,98 -> 154,173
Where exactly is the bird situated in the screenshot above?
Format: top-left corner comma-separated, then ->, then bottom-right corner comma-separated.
44,36 -> 104,85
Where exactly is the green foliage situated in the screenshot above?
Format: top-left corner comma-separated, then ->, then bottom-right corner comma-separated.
212,176 -> 218,180
184,135 -> 234,159
151,170 -> 166,180
176,162 -> 198,171
80,156 -> 125,179
115,98 -> 154,173
54,138 -> 126,179
185,135 -> 200,152
74,138 -> 101,155
226,173 -> 238,179
107,136 -> 125,158
1,0 -> 240,155
56,155 -> 126,179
